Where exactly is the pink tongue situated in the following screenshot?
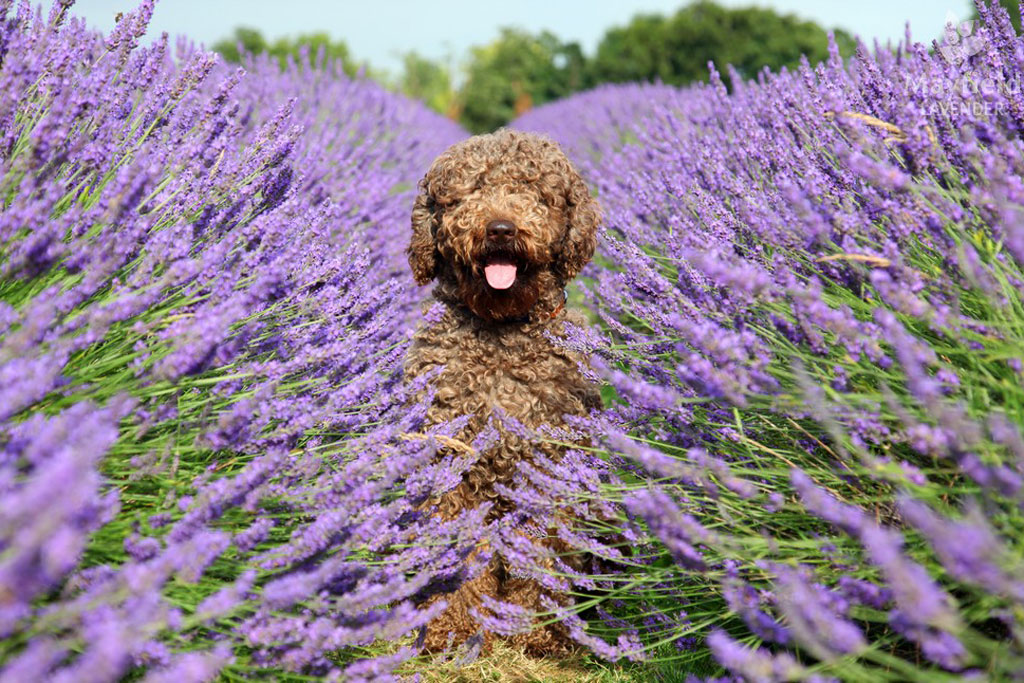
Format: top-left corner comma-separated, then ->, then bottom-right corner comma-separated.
484,262 -> 517,289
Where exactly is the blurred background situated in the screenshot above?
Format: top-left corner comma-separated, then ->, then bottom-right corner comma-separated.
66,0 -> 1021,133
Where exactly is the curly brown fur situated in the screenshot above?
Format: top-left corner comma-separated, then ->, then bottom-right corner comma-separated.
404,129 -> 601,655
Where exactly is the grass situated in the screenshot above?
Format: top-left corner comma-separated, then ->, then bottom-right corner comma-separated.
386,639 -> 717,682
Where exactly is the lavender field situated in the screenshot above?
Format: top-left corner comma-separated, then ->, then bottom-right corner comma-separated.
2,0 -> 1024,681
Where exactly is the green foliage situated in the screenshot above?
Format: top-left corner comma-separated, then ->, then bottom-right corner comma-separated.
457,27 -> 587,134
590,1 -> 855,87
396,51 -> 456,118
210,2 -> 859,131
212,27 -> 364,77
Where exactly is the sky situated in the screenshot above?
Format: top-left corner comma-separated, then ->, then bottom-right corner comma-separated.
62,0 -> 978,77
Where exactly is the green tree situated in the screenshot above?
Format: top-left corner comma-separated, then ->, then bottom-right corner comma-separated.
971,0 -> 1021,34
397,51 -> 456,118
211,27 -> 267,64
457,28 -> 586,133
590,1 -> 855,88
212,27 -> 364,77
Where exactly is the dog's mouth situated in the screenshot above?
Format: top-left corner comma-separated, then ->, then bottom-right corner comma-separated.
461,245 -> 540,320
483,255 -> 518,290
477,245 -> 526,290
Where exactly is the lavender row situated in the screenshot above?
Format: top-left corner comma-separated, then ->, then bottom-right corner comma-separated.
0,1 -> 483,681
517,2 -> 1024,679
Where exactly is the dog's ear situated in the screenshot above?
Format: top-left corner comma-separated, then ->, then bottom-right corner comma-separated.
555,166 -> 601,282
408,176 -> 439,285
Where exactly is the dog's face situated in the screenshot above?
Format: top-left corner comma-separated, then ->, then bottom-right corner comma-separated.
408,129 -> 600,322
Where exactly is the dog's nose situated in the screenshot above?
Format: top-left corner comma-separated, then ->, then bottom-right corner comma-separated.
486,219 -> 516,242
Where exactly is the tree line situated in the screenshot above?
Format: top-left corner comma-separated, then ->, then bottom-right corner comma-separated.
213,1 -> 900,133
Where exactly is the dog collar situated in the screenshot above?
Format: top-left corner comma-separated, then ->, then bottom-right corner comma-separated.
545,299 -> 566,320
541,291 -> 567,321
508,288 -> 567,325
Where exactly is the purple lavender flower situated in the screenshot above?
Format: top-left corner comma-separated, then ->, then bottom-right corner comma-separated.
898,498 -> 1024,603
706,630 -> 805,682
773,564 -> 866,660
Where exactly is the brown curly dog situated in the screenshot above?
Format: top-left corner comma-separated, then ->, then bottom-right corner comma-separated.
404,128 -> 601,655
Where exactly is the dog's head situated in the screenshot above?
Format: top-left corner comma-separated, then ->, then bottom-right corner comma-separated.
408,128 -> 600,322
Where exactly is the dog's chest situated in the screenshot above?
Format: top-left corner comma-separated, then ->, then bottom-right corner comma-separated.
456,327 -> 564,406
407,316 -> 590,428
